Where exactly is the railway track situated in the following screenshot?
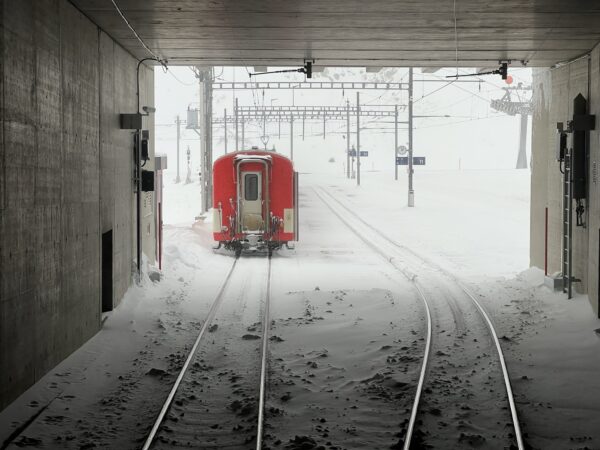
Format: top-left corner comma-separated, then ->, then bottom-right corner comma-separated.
256,256 -> 272,450
142,254 -> 273,450
314,186 -> 525,450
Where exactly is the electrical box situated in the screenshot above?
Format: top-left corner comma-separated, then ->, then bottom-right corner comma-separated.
572,94 -> 590,200
187,108 -> 199,129
155,155 -> 168,171
556,124 -> 567,162
120,113 -> 143,130
141,138 -> 149,161
141,170 -> 155,192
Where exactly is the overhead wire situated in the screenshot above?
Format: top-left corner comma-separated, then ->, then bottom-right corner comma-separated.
424,73 -> 494,103
418,85 -> 501,115
110,0 -> 166,66
166,68 -> 197,86
159,63 -> 527,155
416,114 -> 513,129
414,81 -> 457,104
452,0 -> 459,77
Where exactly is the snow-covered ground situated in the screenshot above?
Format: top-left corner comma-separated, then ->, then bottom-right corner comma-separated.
306,167 -> 530,278
305,169 -> 600,448
1,168 -> 600,450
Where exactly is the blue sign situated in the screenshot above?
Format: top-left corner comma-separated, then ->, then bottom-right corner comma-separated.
396,156 -> 426,166
360,151 -> 369,157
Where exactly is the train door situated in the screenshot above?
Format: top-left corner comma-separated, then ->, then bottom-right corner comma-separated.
241,171 -> 263,232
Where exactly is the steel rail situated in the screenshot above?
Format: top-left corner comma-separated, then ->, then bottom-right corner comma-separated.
317,185 -> 525,450
255,255 -> 272,450
402,281 -> 432,450
311,187 -> 433,450
142,256 -> 240,450
457,282 -> 525,450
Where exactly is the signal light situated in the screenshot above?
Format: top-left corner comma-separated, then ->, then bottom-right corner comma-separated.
304,61 -> 312,79
498,62 -> 508,80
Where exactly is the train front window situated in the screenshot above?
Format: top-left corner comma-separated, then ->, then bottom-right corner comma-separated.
244,174 -> 259,201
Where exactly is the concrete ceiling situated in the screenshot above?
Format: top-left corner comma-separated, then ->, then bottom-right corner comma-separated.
70,0 -> 600,68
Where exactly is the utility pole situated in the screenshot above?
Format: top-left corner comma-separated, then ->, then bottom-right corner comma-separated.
346,100 -> 350,179
262,109 -> 267,147
175,115 -> 181,183
196,66 -> 213,213
207,71 -> 213,209
235,97 -> 239,151
394,105 -> 398,181
224,108 -> 227,154
241,120 -> 245,150
290,116 -> 294,161
185,146 -> 192,184
198,68 -> 207,213
408,67 -> 414,207
356,91 -> 360,186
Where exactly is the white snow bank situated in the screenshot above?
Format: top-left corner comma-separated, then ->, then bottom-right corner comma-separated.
305,168 -> 530,278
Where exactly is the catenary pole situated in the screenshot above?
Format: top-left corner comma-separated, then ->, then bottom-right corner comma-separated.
290,116 -> 294,161
235,98 -> 239,151
394,105 -> 398,181
346,100 -> 350,179
224,108 -> 227,154
356,91 -> 360,186
408,67 -> 414,207
198,67 -> 207,214
175,115 -> 181,182
206,68 -> 213,209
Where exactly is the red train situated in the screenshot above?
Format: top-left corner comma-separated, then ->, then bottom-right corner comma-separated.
212,149 -> 298,254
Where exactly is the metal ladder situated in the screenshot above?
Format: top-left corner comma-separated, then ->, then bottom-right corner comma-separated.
562,149 -> 573,298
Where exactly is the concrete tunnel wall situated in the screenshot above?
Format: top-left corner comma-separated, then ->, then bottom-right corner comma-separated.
531,42 -> 600,316
0,0 -> 155,410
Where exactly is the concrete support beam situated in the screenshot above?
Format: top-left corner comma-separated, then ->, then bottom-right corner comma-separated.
66,1 -> 600,68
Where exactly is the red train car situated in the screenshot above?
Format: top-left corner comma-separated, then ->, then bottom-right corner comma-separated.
212,149 -> 298,254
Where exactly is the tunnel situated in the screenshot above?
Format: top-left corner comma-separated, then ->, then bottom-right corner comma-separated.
1,1 -> 600,449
